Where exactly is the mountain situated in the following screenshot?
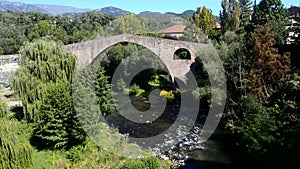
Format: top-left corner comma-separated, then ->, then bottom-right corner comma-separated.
137,11 -> 187,27
0,1 -> 196,20
138,11 -> 167,19
97,6 -> 130,17
0,1 -> 50,14
34,4 -> 90,15
182,10 -> 195,15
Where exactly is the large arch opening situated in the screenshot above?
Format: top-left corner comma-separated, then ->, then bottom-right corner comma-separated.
91,42 -> 179,138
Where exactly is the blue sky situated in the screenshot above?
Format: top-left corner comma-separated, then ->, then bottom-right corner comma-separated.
5,0 -> 299,15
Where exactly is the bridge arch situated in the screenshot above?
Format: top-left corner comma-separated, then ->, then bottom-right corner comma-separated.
63,34 -> 203,81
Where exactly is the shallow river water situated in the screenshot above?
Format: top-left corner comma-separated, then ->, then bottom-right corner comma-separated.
107,94 -> 238,169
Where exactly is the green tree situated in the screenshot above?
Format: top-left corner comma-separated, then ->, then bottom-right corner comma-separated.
192,6 -> 217,37
0,118 -> 33,169
239,0 -> 253,35
111,14 -> 147,35
28,20 -> 68,43
248,26 -> 290,102
234,96 -> 277,157
218,31 -> 249,99
181,23 -> 205,42
0,25 -> 27,54
31,81 -> 85,150
266,71 -> 300,168
0,99 -> 10,118
252,0 -> 289,46
220,0 -> 241,33
95,65 -> 116,117
13,39 -> 75,122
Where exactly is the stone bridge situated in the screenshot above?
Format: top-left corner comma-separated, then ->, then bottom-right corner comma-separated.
63,34 -> 203,81
0,34 -> 203,84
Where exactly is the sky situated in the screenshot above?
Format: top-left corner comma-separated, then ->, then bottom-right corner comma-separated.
4,0 -> 299,15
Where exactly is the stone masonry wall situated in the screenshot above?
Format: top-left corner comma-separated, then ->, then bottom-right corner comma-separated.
0,54 -> 20,85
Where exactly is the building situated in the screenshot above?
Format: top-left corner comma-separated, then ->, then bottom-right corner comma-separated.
158,23 -> 221,41
158,24 -> 187,39
287,6 -> 300,44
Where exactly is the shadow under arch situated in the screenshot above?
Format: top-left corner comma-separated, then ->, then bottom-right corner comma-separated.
87,41 -> 178,138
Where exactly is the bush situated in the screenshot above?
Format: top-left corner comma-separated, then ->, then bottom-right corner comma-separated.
124,83 -> 145,97
234,96 -> 277,157
0,99 -> 9,118
120,156 -> 161,169
0,119 -> 33,169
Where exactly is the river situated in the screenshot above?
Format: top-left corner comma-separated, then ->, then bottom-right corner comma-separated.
106,94 -> 240,169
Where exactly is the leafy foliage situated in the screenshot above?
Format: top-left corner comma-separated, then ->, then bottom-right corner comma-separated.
234,96 -> 277,156
0,99 -> 10,118
110,14 -> 147,35
192,6 -> 217,37
0,10 -> 114,54
252,0 -> 289,46
267,71 -> 300,147
95,65 -> 116,117
124,83 -> 145,97
13,39 -> 76,122
0,118 -> 33,169
30,81 -> 85,150
220,0 -> 241,33
218,31 -> 249,97
238,0 -> 253,35
28,20 -> 68,43
120,156 -> 162,169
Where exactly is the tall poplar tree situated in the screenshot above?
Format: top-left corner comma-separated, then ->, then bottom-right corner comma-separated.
220,0 -> 241,33
192,6 -> 217,37
239,0 -> 253,35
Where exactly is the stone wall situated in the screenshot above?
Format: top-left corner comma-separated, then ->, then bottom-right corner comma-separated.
0,54 -> 20,85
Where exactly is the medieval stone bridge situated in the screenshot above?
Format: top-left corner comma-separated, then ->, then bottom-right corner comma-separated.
63,34 -> 203,81
0,34 -> 204,84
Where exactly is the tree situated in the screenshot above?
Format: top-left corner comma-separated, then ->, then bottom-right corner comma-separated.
181,23 -> 205,42
13,39 -> 85,150
95,65 -> 116,117
266,71 -> 300,168
13,39 -> 75,122
72,64 -> 115,136
220,0 -> 241,33
0,24 -> 27,54
234,96 -> 277,157
252,0 -> 289,46
31,81 -> 85,150
192,6 -> 217,37
110,14 -> 147,35
0,118 -> 32,169
28,20 -> 68,43
239,0 -> 253,35
248,26 -> 290,102
218,31 -> 249,98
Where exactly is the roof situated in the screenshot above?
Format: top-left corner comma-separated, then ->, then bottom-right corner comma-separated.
289,6 -> 300,17
215,22 -> 221,29
159,24 -> 186,34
